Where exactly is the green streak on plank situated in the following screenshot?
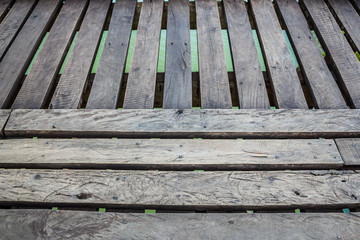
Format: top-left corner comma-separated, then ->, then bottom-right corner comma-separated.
51,207 -> 58,210
252,30 -> 266,72
157,30 -> 166,73
283,30 -> 299,70
25,32 -> 50,75
91,31 -> 108,73
270,106 -> 276,109
311,30 -> 326,57
356,52 -> 360,62
125,30 -> 137,73
190,29 -> 199,72
145,209 -> 156,214
192,107 -> 201,109
194,170 -> 204,172
295,209 -> 301,213
98,208 -> 106,212
59,32 -> 78,74
222,30 -> 233,72
343,208 -> 350,214
247,210 -> 254,213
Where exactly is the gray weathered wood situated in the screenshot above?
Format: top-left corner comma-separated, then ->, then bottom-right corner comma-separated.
223,0 -> 269,109
86,0 -> 136,109
123,0 -> 164,109
163,0 -> 192,109
0,110 -> 10,137
50,0 -> 111,109
5,109 -> 360,138
336,138 -> 360,165
0,169 -> 359,209
250,0 -> 307,109
0,0 -> 62,109
1,210 -> 360,239
196,0 -> 232,109
302,0 -> 360,108
0,139 -> 343,170
276,0 -> 347,109
12,0 -> 88,109
0,0 -> 13,22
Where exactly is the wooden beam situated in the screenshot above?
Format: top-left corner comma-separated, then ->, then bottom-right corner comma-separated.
336,138 -> 360,166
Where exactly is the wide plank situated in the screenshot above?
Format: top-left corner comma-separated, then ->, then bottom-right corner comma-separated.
12,0 -> 88,109
196,0 -> 232,109
0,0 -> 36,60
276,0 -> 347,109
302,0 -> 360,108
1,210 -> 360,239
86,0 -> 136,109
0,0 -> 62,109
223,0 -> 269,109
122,0 -> 164,109
0,110 -> 10,137
336,138 -> 360,166
0,139 -> 343,170
0,0 -> 13,22
0,169 -> 359,209
5,109 -> 360,138
163,0 -> 192,109
50,0 -> 111,109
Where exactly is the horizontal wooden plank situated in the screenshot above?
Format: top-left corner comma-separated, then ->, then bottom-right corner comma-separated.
0,139 -> 343,170
0,110 -> 10,137
336,138 -> 360,165
0,169 -> 359,209
1,210 -> 360,239
4,109 -> 360,138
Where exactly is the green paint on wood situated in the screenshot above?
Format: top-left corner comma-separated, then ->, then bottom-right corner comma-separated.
145,209 -> 156,214
252,30 -> 266,71
59,32 -> 78,74
283,30 -> 299,69
26,32 -> 49,75
157,30 -> 166,73
190,30 -> 199,72
99,208 -> 106,212
222,30 -> 233,72
92,31 -> 108,73
125,30 -> 137,73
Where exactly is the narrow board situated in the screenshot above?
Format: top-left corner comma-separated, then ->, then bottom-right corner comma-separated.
196,0 -> 232,109
12,0 -> 88,109
0,110 -> 10,137
50,0 -> 111,109
5,109 -> 360,138
336,138 -> 360,165
302,0 -> 360,108
276,0 -> 347,109
250,0 -> 307,109
0,139 -> 343,170
0,169 -> 359,209
122,0 -> 164,109
163,0 -> 192,109
0,0 -> 62,109
223,0 -> 269,109
1,210 -> 360,239
86,0 -> 136,109
0,0 -> 36,60
0,0 -> 13,21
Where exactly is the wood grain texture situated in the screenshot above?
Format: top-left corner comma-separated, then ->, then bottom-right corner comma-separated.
0,169 -> 359,209
223,0 -> 269,109
0,110 -> 10,137
0,0 -> 62,109
0,0 -> 36,60
12,0 -> 88,109
0,0 -> 13,22
163,0 -> 192,109
0,139 -> 343,170
86,0 -> 136,109
50,0 -> 111,109
196,0 -> 232,109
5,109 -> 360,138
336,138 -> 360,165
302,0 -> 360,108
122,0 -> 164,109
1,210 -> 360,240
276,0 -> 347,109
250,0 -> 307,109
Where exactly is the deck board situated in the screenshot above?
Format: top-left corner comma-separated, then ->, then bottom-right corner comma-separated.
336,138 -> 360,166
0,110 -> 10,137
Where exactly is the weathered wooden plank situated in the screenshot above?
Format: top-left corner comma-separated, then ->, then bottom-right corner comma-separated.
122,0 -> 163,109
0,0 -> 62,109
0,0 -> 13,22
5,109 -> 360,138
0,110 -> 10,137
0,169 -> 359,209
0,0 -> 36,60
196,0 -> 232,109
276,0 -> 347,109
336,138 -> 360,165
0,139 -> 343,170
302,0 -> 360,108
163,0 -> 192,109
250,0 -> 307,109
12,0 -> 88,109
50,0 -> 111,109
1,210 -> 360,240
86,0 -> 136,109
223,0 -> 269,109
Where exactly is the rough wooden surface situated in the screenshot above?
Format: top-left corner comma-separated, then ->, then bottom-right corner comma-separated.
163,0 -> 192,109
123,0 -> 164,109
0,139 -> 343,170
0,110 -> 10,137
0,169 -> 359,209
276,0 -> 347,109
196,0 -> 232,109
336,138 -> 360,165
0,0 -> 13,21
50,0 -> 111,109
12,0 -> 88,109
5,109 -> 360,138
86,0 -> 136,109
1,210 -> 360,240
250,0 -> 307,109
